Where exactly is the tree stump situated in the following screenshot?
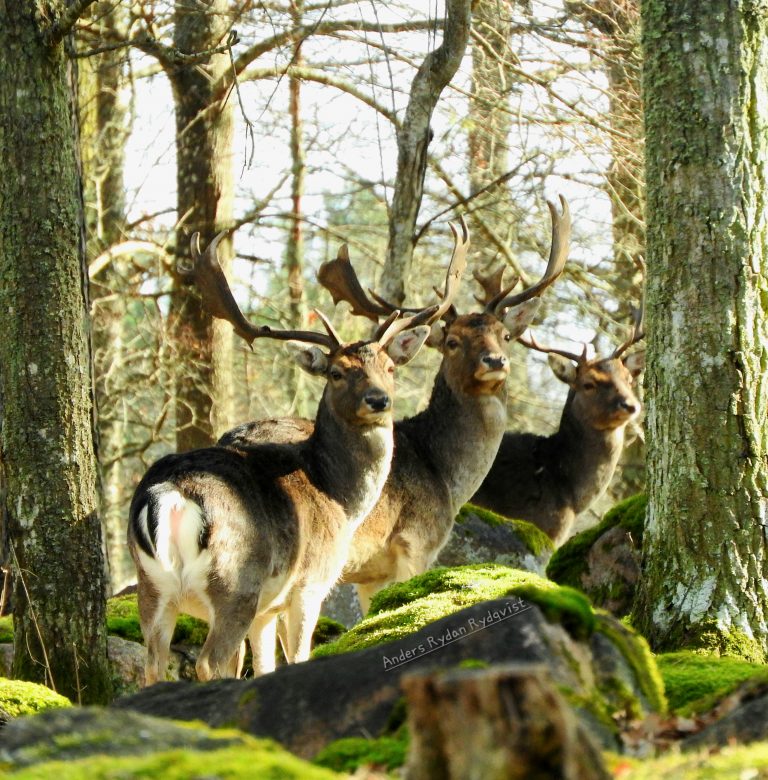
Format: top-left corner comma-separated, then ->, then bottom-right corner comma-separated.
402,663 -> 610,780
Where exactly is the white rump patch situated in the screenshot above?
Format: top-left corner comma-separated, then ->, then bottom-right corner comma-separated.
135,486 -> 212,616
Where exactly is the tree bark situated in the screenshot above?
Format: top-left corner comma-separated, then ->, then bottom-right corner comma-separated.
0,1 -> 112,702
79,1 -> 133,591
402,664 -> 610,780
633,0 -> 768,659
169,0 -> 234,450
380,0 -> 472,305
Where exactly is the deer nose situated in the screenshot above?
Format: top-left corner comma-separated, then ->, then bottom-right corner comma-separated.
618,400 -> 638,415
363,390 -> 391,413
481,354 -> 508,372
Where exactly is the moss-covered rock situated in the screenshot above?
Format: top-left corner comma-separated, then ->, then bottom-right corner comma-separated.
311,563 -> 665,743
657,651 -> 768,715
0,678 -> 72,719
436,504 -> 554,574
547,494 -> 646,616
0,707 -> 339,778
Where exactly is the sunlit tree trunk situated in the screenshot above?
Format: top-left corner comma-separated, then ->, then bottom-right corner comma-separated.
0,0 -> 112,702
380,0 -> 472,305
633,0 -> 768,660
169,0 -> 234,449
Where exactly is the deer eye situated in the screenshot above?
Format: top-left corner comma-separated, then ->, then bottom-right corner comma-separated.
503,332 -> 513,342
582,381 -> 596,391
446,338 -> 460,350
387,364 -> 395,375
330,367 -> 344,381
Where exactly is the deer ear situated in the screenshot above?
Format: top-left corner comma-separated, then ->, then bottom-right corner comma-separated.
292,345 -> 329,376
502,298 -> 542,339
623,349 -> 645,377
426,321 -> 445,349
386,325 -> 430,365
548,353 -> 577,385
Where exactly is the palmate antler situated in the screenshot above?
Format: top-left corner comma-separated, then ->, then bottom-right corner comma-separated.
181,232 -> 439,353
318,216 -> 470,328
484,195 -> 571,317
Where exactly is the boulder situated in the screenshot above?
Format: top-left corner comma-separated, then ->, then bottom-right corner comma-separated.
437,504 -> 554,574
547,494 -> 645,616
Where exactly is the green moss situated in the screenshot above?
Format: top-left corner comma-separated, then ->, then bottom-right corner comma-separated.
6,743 -> 341,779
313,732 -> 407,774
605,742 -> 768,779
315,564 -> 597,658
0,678 -> 72,717
657,650 -> 768,714
596,613 -> 667,714
457,659 -> 489,670
0,614 -> 12,643
458,503 -> 555,558
547,493 -> 647,589
313,616 -> 347,646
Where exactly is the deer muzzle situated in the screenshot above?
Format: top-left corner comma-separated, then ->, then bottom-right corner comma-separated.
475,352 -> 510,382
358,389 -> 392,420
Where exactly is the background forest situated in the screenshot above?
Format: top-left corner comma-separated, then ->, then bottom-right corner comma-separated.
77,0 -> 645,591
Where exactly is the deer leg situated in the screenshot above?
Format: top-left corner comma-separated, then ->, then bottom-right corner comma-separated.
283,589 -> 324,663
356,582 -> 388,616
196,597 -> 258,681
137,580 -> 178,687
248,612 -> 278,676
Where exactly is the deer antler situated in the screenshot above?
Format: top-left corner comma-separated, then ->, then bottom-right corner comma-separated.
611,290 -> 645,359
183,232 -> 340,350
319,216 -> 470,328
517,332 -> 588,364
317,244 -> 391,322
473,266 -> 519,307
486,195 -> 571,316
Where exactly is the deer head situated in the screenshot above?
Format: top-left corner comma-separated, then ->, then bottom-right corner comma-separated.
182,232 -> 436,428
521,296 -> 645,431
315,197 -> 570,399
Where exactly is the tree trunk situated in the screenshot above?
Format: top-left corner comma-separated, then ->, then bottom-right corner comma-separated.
285,1 -> 310,417
79,1 -> 133,591
0,2 -> 112,703
169,0 -> 235,450
633,0 -> 768,660
468,0 -> 529,416
402,664 -> 610,780
380,0 -> 472,305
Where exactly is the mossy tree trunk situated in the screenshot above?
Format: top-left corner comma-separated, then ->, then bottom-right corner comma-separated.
0,1 -> 112,703
632,0 -> 768,660
168,0 -> 235,450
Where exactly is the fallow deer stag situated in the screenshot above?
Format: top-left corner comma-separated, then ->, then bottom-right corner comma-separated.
220,197 -> 571,612
127,231 -> 437,684
470,301 -> 645,545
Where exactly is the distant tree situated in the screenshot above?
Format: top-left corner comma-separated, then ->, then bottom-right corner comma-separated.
633,0 -> 768,659
0,0 -> 112,702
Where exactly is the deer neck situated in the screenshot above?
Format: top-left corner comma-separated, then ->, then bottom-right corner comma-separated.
402,372 -> 507,513
307,395 -> 394,529
556,391 -> 626,513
